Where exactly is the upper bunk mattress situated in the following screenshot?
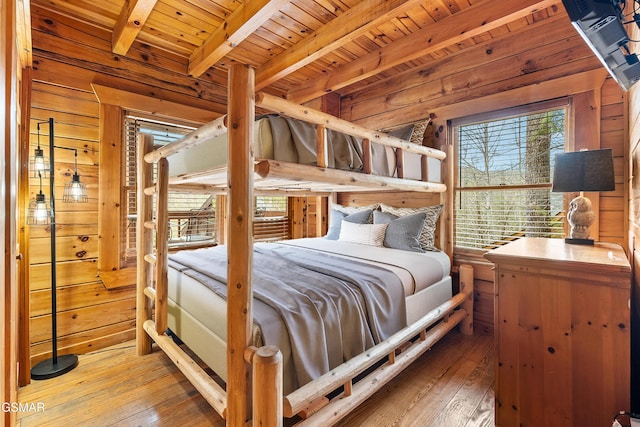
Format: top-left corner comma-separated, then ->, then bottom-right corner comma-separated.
167,115 -> 442,183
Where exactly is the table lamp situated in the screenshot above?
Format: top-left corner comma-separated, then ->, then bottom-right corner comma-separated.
551,148 -> 615,245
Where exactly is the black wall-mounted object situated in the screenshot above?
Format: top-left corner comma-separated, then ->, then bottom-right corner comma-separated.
562,0 -> 640,91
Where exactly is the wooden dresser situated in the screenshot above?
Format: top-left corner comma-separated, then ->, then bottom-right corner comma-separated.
484,237 -> 631,427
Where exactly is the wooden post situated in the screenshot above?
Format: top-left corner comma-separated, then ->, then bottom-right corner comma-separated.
136,134 -> 154,355
362,138 -> 372,174
18,66 -> 32,387
316,124 -> 328,168
2,1 -> 19,422
315,196 -> 325,237
441,143 -> 454,261
396,148 -> 404,179
215,194 -> 227,245
227,63 -> 255,427
252,346 -> 283,427
459,264 -> 474,335
421,120 -> 433,182
154,157 -> 169,334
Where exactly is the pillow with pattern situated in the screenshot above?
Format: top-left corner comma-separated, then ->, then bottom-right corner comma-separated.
378,203 -> 443,251
373,210 -> 426,252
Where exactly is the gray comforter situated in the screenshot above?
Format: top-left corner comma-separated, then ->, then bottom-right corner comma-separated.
168,242 -> 406,388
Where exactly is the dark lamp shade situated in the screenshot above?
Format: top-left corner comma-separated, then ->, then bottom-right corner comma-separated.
552,148 -> 615,193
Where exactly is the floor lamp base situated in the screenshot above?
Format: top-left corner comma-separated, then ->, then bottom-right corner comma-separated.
31,354 -> 78,380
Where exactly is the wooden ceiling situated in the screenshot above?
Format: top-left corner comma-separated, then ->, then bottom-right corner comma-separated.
28,0 -> 564,108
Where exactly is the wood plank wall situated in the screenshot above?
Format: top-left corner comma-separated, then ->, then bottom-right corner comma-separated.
25,5 -> 228,371
600,78 -> 627,248
27,80 -> 137,366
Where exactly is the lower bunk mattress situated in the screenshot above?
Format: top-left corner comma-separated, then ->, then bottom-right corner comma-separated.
166,238 -> 452,394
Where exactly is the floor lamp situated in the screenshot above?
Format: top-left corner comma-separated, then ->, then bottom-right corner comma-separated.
28,118 -> 88,379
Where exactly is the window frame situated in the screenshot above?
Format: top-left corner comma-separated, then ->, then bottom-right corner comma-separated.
451,98 -> 571,251
95,85 -> 216,288
122,115 -> 217,266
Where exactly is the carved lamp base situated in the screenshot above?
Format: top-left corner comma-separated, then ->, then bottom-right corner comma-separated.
566,195 -> 595,245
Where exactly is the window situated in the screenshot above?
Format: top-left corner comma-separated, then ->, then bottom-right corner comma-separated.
454,103 -> 567,250
123,116 -> 213,264
254,196 -> 289,242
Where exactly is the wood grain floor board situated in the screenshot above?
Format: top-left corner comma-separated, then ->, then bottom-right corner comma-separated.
17,331 -> 494,426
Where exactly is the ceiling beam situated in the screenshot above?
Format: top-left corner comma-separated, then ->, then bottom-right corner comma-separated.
112,0 -> 158,55
255,0 -> 425,90
189,0 -> 289,77
287,0 -> 561,104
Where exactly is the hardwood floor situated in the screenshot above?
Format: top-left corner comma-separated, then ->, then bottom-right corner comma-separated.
17,331 -> 494,426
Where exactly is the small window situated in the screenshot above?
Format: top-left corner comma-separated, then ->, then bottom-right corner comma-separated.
123,116 -> 213,264
454,103 -> 567,250
254,196 -> 289,242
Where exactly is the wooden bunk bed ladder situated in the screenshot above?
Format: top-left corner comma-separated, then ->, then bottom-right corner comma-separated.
135,133 -> 229,418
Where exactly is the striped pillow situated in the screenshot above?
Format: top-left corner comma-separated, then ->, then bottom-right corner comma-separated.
338,221 -> 388,247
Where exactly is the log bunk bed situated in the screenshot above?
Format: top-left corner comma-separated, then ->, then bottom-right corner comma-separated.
135,65 -> 474,427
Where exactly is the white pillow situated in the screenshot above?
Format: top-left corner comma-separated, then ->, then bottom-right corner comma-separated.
338,221 -> 388,247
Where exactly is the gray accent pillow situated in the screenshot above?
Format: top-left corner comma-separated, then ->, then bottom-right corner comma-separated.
379,204 -> 443,251
325,208 -> 373,240
373,210 -> 426,252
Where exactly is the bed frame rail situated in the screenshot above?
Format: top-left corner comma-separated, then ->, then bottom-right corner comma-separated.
281,264 -> 474,424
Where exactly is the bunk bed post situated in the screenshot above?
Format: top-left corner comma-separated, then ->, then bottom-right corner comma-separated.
441,143 -> 454,261
251,346 -> 283,426
215,195 -> 227,244
154,158 -> 169,334
459,264 -> 474,335
315,125 -> 328,168
136,134 -> 154,355
227,63 -> 256,427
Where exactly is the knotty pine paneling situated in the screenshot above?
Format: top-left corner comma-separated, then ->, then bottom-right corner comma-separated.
25,75 -> 134,368
289,197 -> 326,239
29,320 -> 136,367
29,234 -> 98,264
599,78 -> 627,249
29,259 -> 99,291
30,282 -> 134,317
29,298 -> 136,344
31,6 -> 229,112
342,16 -> 601,129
